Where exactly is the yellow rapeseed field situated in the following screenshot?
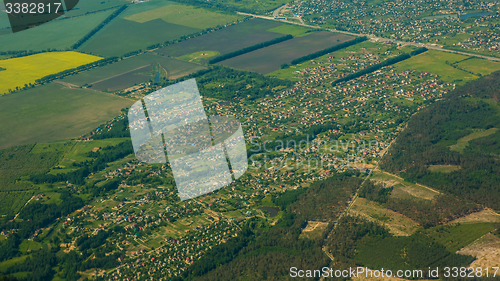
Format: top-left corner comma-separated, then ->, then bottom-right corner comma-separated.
0,51 -> 102,94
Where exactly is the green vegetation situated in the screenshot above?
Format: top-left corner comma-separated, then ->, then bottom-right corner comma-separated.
449,128 -> 498,153
71,5 -> 128,50
394,50 -> 478,84
456,58 -> 500,76
290,36 -> 367,65
426,223 -> 498,252
178,51 -> 220,63
80,19 -> 199,57
220,32 -> 353,74
0,83 -> 133,149
327,215 -> 475,276
124,4 -> 242,29
158,19 -> 283,58
359,179 -> 479,228
332,49 -> 421,85
266,25 -> 314,37
173,0 -> 290,14
381,70 -> 500,210
0,9 -> 116,52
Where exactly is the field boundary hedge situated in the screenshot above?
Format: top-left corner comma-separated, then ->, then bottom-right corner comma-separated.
35,57 -> 119,84
71,5 -> 128,50
209,34 -> 293,64
290,36 -> 368,65
332,47 -> 428,86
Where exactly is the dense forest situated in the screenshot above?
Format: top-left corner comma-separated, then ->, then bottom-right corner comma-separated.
175,173 -> 361,280
380,70 -> 500,210
359,180 -> 480,228
326,215 -> 475,278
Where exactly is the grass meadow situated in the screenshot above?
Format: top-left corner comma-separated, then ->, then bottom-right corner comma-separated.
0,51 -> 102,94
124,4 -> 242,29
0,83 -> 134,148
80,19 -> 198,57
456,58 -> 500,76
394,50 -> 478,84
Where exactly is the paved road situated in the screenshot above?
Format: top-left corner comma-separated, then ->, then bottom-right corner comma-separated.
237,12 -> 500,62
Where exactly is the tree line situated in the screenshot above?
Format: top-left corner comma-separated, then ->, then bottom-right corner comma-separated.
35,57 -> 118,84
332,47 -> 428,86
209,34 -> 293,64
71,5 -> 128,50
289,36 -> 368,65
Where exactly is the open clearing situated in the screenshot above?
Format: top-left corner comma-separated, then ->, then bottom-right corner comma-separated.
370,170 -> 439,200
0,51 -> 101,95
299,221 -> 329,239
393,50 -> 478,85
0,83 -> 133,149
349,198 -> 421,236
157,19 -> 284,59
449,128 -> 499,153
458,233 -> 500,268
448,209 -> 500,224
124,4 -> 242,29
61,53 -> 205,91
219,31 -> 353,74
0,9 -> 115,52
427,164 -> 461,173
456,58 -> 500,76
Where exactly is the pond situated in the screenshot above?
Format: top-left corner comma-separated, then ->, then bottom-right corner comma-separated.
460,12 -> 492,19
259,206 -> 280,217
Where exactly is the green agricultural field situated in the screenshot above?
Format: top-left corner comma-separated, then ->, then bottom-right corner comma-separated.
425,223 -> 499,252
393,50 -> 478,84
158,19 -> 283,59
62,0 -> 128,18
456,58 -> 500,76
370,171 -> 439,201
266,24 -> 315,37
220,31 -> 353,74
0,83 -> 134,149
0,9 -> 116,52
80,18 -> 198,57
124,4 -> 242,29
